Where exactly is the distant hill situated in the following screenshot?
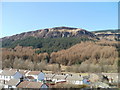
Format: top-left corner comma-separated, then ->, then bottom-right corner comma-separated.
1,27 -> 120,51
2,27 -> 119,42
1,26 -> 98,53
92,29 -> 120,33
1,27 -> 119,73
92,29 -> 120,41
1,26 -> 96,41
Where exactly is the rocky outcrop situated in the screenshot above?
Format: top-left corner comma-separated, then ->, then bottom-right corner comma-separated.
1,26 -> 96,41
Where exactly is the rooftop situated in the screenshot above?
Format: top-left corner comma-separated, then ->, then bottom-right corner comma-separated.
0,69 -> 17,76
5,79 -> 20,86
27,71 -> 41,75
17,81 -> 43,88
18,70 -> 29,75
53,75 -> 67,80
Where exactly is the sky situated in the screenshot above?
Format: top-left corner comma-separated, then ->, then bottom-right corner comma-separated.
2,2 -> 118,38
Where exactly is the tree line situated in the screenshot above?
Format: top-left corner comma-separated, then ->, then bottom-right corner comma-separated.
1,41 -> 118,73
2,36 -> 92,53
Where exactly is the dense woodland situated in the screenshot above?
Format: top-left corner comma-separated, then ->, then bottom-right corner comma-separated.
2,37 -> 92,53
1,39 -> 119,73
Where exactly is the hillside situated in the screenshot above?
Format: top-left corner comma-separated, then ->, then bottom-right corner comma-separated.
1,27 -> 120,54
1,27 -> 119,44
1,26 -> 96,41
1,41 -> 118,73
92,29 -> 120,41
1,26 -> 97,53
92,29 -> 120,33
1,27 -> 119,73
50,41 -> 118,65
2,37 -> 93,53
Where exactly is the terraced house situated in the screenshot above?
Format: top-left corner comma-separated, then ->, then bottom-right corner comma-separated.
0,69 -> 17,84
0,69 -> 27,84
25,71 -> 45,82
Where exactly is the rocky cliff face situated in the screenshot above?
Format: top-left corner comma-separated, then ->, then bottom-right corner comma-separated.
1,26 -> 96,41
92,29 -> 120,41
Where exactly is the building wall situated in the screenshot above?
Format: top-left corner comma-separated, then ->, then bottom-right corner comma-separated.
0,75 -> 13,82
13,72 -> 23,79
66,80 -> 83,85
38,72 -> 45,81
4,85 -> 16,88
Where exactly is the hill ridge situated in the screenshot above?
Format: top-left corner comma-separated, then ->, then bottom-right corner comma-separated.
1,26 -> 96,41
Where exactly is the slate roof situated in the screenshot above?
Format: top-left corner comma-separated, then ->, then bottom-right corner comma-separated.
0,70 -> 17,76
17,81 -> 43,88
5,79 -> 20,86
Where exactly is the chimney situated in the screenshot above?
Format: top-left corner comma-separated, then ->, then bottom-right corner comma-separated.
4,80 -> 5,84
41,70 -> 43,72
17,69 -> 19,72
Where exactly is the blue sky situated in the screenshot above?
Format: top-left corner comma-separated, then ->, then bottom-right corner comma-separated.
2,2 -> 118,38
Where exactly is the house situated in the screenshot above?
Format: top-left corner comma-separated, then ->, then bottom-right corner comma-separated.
13,71 -> 24,79
18,70 -> 28,77
4,79 -> 20,88
66,74 -> 83,85
26,71 -> 45,82
26,71 -> 40,80
0,69 -> 17,84
0,69 -> 27,84
17,81 -> 49,88
52,74 -> 67,83
38,71 -> 45,81
16,70 -> 29,81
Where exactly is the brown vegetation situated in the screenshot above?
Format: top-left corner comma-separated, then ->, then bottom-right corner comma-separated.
52,83 -> 88,88
50,41 -> 118,66
2,45 -> 49,70
1,41 -> 118,73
